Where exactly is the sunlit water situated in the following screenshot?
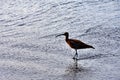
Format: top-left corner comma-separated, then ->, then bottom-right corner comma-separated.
0,0 -> 120,80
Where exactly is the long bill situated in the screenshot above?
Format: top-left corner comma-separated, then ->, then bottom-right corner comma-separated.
56,34 -> 64,37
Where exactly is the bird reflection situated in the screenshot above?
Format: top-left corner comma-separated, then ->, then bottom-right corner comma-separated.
65,59 -> 84,80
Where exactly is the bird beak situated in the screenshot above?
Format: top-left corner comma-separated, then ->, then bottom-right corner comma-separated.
56,34 -> 64,37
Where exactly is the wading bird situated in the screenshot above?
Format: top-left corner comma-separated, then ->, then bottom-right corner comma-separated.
56,32 -> 95,59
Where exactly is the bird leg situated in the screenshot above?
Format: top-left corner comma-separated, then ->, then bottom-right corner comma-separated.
73,49 -> 78,60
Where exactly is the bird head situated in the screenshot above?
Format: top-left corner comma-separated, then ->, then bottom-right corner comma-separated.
56,32 -> 69,37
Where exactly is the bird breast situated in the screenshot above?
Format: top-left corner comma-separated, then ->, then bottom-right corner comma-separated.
66,39 -> 81,49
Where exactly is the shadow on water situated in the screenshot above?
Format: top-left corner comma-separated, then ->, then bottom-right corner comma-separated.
78,53 -> 117,60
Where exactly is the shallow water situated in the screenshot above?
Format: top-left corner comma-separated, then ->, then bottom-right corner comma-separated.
0,0 -> 120,80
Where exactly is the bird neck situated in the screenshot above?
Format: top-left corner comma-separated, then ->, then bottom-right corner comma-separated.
65,35 -> 69,41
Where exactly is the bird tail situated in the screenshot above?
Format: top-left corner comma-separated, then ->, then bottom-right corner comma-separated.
89,45 -> 95,49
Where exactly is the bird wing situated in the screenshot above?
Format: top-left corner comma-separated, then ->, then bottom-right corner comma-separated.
67,39 -> 90,49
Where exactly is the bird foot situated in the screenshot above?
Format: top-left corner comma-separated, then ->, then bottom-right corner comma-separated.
73,57 -> 76,60
73,54 -> 78,60
72,57 -> 78,60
